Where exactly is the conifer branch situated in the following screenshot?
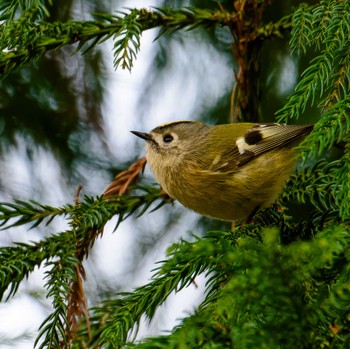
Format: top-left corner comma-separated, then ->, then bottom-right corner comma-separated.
255,14 -> 292,40
73,231 -> 237,347
0,230 -> 75,301
74,225 -> 350,348
0,6 -> 293,76
297,98 -> 350,161
0,7 -> 234,75
0,200 -> 67,229
277,0 -> 350,123
275,2 -> 350,225
0,186 -> 167,232
35,249 -> 79,349
334,140 -> 350,220
0,185 -> 169,346
0,0 -> 51,21
281,160 -> 340,214
289,3 -> 315,54
64,158 -> 151,344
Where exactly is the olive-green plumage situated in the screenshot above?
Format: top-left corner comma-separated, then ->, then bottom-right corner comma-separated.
131,121 -> 313,221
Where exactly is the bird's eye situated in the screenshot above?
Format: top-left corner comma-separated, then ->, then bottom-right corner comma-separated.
163,134 -> 174,143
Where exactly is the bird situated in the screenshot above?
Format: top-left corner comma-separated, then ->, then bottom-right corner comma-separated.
131,121 -> 313,221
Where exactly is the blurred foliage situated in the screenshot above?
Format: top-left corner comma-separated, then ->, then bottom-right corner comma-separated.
0,0 -> 111,186
0,0 -> 350,349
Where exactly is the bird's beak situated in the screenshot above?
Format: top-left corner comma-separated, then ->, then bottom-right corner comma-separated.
130,131 -> 152,141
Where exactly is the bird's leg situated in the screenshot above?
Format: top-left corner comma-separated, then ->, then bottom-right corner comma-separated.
231,205 -> 260,230
244,206 -> 260,224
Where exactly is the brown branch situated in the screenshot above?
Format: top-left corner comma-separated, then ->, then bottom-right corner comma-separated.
66,265 -> 91,344
64,157 -> 149,344
102,156 -> 147,197
64,186 -> 91,346
74,184 -> 84,205
227,0 -> 272,122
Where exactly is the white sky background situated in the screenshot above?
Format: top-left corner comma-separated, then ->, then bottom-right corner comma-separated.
0,1 -> 235,348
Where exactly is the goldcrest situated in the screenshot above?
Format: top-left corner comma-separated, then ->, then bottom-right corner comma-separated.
131,121 -> 313,221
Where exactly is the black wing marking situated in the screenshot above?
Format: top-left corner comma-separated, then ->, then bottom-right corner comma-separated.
214,124 -> 313,173
236,124 -> 314,158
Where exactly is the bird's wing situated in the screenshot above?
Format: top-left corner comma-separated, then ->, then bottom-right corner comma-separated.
209,124 -> 313,173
